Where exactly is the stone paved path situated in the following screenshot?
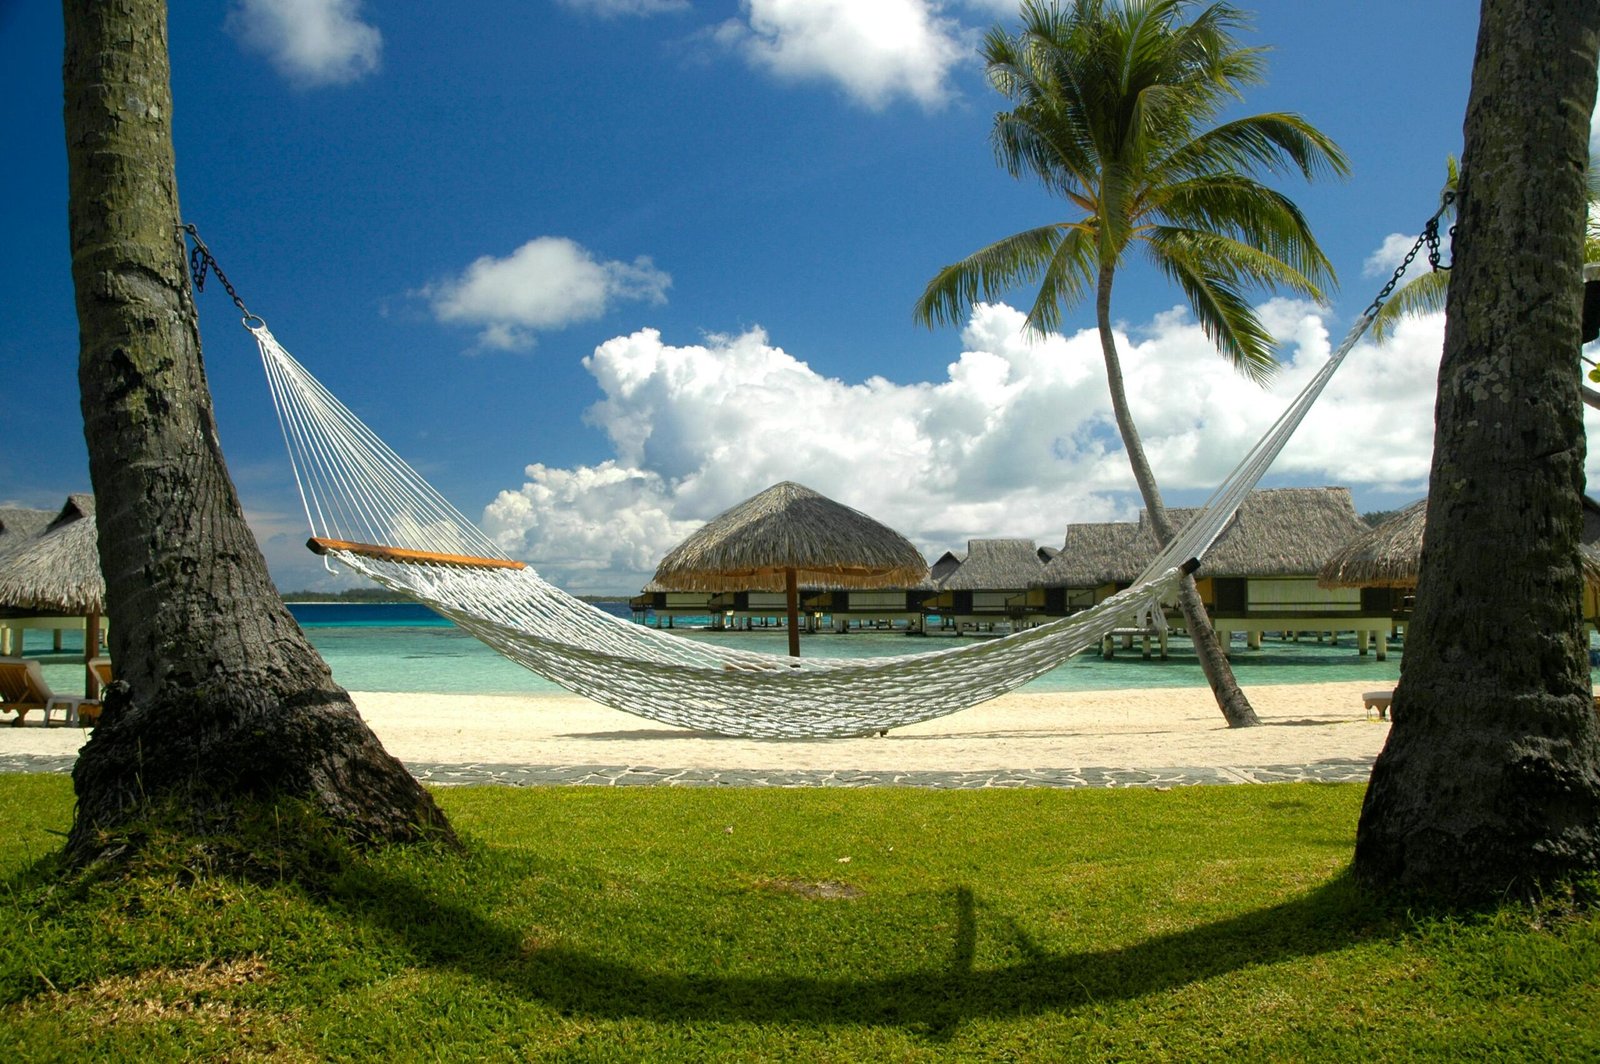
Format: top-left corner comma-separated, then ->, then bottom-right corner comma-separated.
0,754 -> 1374,789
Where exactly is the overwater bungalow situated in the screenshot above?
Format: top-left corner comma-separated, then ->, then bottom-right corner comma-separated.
629,579 -> 717,628
802,578 -> 936,633
923,539 -> 1046,634
1319,496 -> 1600,632
1190,486 -> 1389,656
1031,487 -> 1389,657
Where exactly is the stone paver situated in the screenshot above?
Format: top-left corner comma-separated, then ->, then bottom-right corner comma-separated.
0,754 -> 1375,789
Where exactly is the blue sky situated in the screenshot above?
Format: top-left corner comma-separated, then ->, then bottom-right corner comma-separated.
4,1 -> 1595,593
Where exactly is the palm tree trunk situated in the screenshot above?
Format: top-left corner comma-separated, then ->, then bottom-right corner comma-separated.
1094,264 -> 1261,727
1353,0 -> 1600,900
63,0 -> 456,864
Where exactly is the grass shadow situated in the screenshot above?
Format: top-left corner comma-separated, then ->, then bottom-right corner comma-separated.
322,854 -> 1390,1039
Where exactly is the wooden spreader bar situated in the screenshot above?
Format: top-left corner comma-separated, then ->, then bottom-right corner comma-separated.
307,537 -> 526,570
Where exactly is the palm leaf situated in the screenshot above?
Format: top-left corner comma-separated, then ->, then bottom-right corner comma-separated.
914,225 -> 1072,328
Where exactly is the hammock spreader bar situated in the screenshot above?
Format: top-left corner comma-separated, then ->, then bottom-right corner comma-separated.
306,537 -> 527,570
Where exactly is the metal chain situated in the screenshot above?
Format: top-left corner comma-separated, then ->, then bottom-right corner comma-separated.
1425,191 -> 1457,272
1364,191 -> 1457,318
180,223 -> 261,327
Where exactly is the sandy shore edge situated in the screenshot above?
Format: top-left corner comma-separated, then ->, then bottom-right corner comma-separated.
2,681 -> 1391,772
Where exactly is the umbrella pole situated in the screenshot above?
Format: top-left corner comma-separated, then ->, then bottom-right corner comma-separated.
785,567 -> 800,657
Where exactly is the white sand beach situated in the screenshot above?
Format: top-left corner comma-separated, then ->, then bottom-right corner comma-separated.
3,681 -> 1391,772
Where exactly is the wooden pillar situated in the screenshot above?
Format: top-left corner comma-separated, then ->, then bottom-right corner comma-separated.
785,567 -> 800,657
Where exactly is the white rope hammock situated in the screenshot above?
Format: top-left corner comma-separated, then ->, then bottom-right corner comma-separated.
249,297 -> 1379,738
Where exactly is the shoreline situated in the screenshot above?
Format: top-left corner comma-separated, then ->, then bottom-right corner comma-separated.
1,680 -> 1392,779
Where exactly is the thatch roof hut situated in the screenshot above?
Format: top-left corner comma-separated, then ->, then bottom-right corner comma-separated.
1196,487 -> 1370,578
1320,496 -> 1600,588
0,507 -> 53,562
937,539 -> 1044,591
1035,521 -> 1157,588
652,481 -> 927,656
0,495 -> 104,615
929,550 -> 962,583
1038,487 -> 1371,588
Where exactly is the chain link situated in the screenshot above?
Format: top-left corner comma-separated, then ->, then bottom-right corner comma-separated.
180,223 -> 260,326
1363,191 -> 1457,318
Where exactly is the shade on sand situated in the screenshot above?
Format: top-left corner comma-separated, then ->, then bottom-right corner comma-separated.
652,481 -> 928,656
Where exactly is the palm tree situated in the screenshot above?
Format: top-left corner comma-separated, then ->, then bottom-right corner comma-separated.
915,0 -> 1348,728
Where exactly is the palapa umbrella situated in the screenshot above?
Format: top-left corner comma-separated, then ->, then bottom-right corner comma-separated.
652,481 -> 928,657
0,495 -> 108,697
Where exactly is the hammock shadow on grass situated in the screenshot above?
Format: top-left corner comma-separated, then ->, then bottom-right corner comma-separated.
326,861 -> 1390,1040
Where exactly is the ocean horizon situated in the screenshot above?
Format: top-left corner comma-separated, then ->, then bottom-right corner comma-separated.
25,601 -> 1417,700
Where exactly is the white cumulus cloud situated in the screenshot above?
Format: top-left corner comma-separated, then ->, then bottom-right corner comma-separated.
714,0 -> 973,110
1362,232 -> 1422,279
481,299 -> 1567,594
227,0 -> 382,88
424,237 -> 671,351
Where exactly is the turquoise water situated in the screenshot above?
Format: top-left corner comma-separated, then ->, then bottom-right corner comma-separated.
23,602 -> 1413,698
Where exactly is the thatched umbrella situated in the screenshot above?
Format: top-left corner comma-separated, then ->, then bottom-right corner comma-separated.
0,495 -> 107,697
652,481 -> 928,656
1320,497 -> 1600,588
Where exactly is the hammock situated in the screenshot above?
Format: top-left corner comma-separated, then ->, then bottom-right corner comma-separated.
214,196 -> 1456,738
248,291 -> 1382,738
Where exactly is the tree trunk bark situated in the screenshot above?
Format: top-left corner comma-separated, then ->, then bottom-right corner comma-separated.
63,0 -> 456,863
1353,0 -> 1600,900
1094,265 -> 1261,727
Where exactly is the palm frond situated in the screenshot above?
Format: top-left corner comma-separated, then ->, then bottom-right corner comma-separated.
1158,113 -> 1351,183
1147,226 -> 1322,301
913,225 -> 1072,328
1153,237 -> 1281,383
1370,270 -> 1449,341
1024,224 -> 1100,334
1149,174 -> 1337,293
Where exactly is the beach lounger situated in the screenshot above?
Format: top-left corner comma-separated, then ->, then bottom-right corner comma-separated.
0,656 -> 94,727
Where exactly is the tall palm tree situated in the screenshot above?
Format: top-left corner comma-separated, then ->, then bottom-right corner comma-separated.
916,0 -> 1349,728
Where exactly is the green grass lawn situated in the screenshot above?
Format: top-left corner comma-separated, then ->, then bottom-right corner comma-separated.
2,776 -> 1597,1061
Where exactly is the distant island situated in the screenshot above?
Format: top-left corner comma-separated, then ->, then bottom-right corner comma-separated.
279,587 -> 631,604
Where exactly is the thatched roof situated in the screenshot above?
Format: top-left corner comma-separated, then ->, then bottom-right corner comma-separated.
1038,487 -> 1371,588
929,550 -> 962,583
1036,521 -> 1156,588
938,539 -> 1044,591
0,494 -> 105,614
1036,545 -> 1059,562
652,481 -> 928,593
1196,487 -> 1370,578
0,507 -> 53,561
1320,496 -> 1600,588
1317,499 -> 1426,588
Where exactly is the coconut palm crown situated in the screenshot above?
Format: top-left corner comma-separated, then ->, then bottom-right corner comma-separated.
915,0 -> 1349,383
